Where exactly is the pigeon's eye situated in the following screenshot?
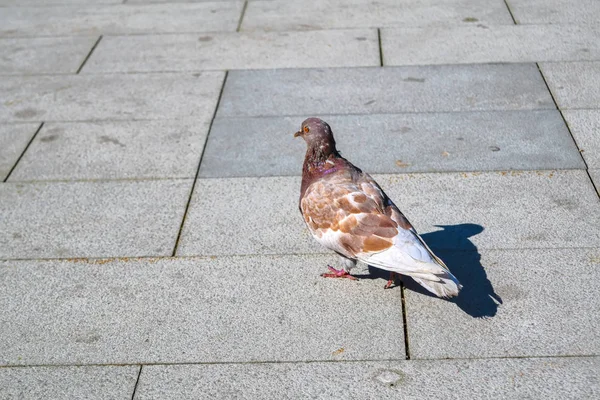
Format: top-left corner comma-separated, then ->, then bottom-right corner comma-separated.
303,126 -> 310,133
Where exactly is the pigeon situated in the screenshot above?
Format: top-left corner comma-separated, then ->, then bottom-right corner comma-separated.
295,117 -> 462,298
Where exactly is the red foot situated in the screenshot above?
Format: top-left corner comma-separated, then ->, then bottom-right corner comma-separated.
321,265 -> 358,281
384,272 -> 397,289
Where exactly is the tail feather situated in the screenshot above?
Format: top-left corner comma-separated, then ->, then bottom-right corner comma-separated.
411,271 -> 462,299
359,240 -> 463,298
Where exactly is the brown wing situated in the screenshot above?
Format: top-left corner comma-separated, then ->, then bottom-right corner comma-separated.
300,172 -> 399,258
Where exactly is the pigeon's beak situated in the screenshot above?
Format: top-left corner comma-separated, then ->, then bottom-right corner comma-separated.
294,130 -> 302,138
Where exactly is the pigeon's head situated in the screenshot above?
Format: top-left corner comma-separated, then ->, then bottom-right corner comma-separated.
294,117 -> 337,151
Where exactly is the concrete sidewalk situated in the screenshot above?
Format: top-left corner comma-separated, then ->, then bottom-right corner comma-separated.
1,0 -> 599,398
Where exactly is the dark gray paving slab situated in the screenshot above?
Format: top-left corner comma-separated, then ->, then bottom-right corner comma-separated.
540,61 -> 600,109
177,170 -> 600,257
217,65 -> 555,117
0,71 -> 224,122
0,36 -> 97,75
508,0 -> 600,24
0,123 -> 39,181
382,25 -> 600,66
563,110 -> 600,168
200,111 -> 583,178
0,2 -> 243,37
0,366 -> 138,400
9,119 -> 210,181
0,255 -> 404,365
83,30 -> 379,73
136,357 -> 600,399
242,0 -> 513,31
0,179 -> 192,259
404,248 -> 600,358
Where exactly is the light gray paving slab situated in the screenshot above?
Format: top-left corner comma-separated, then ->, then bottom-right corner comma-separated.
0,179 -> 191,259
0,366 -> 138,400
540,61 -> 600,109
136,357 -> 600,399
563,110 -> 600,168
0,0 -> 119,5
0,36 -> 97,75
382,25 -> 600,66
0,2 -> 243,37
200,111 -> 583,178
0,123 -> 39,181
129,0 -> 242,2
0,255 -> 404,365
83,30 -> 379,73
0,71 -> 224,122
217,65 -> 555,117
242,0 -> 513,31
508,0 -> 600,24
9,119 -> 210,181
404,248 -> 600,358
177,170 -> 600,257
590,169 -> 600,194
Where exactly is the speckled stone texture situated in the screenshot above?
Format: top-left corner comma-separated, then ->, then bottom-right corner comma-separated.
135,358 -> 600,399
82,30 -> 380,73
0,179 -> 192,259
0,255 -> 404,365
177,171 -> 600,257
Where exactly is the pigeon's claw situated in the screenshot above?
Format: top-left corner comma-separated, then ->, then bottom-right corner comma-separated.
321,265 -> 358,280
384,272 -> 397,289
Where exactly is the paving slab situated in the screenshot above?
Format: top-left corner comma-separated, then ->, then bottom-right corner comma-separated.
241,0 -> 513,31
200,111 -> 583,178
0,71 -> 224,122
0,179 -> 192,259
83,30 -> 379,73
404,248 -> 600,358
217,65 -> 555,117
382,25 -> 600,66
0,255 -> 404,365
563,110 -> 600,168
508,0 -> 600,24
0,36 -> 97,75
177,170 -> 600,257
0,2 -> 243,37
539,61 -> 600,109
128,0 -> 242,2
0,123 -> 40,181
590,169 -> 600,194
135,357 -> 600,399
0,0 -> 119,5
9,119 -> 210,181
0,366 -> 139,400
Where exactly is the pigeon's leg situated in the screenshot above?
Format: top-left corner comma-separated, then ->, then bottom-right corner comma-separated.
321,257 -> 358,280
321,265 -> 358,280
384,272 -> 397,289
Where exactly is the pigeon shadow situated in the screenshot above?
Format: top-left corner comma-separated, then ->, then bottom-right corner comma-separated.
358,223 -> 502,318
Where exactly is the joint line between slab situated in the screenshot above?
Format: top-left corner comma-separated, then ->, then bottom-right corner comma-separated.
3,122 -> 44,183
130,365 -> 142,400
77,35 -> 103,75
503,0 -> 518,24
237,1 -> 248,32
171,71 -> 230,256
377,28 -> 384,66
400,282 -> 411,360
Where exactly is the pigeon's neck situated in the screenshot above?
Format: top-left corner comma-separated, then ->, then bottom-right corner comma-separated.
300,143 -> 341,196
303,141 -> 339,171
